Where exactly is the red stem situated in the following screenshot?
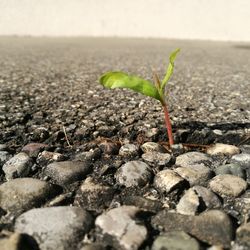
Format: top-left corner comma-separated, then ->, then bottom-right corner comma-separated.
162,103 -> 174,146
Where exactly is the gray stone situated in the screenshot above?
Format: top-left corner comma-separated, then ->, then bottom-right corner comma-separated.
207,143 -> 240,156
175,151 -> 212,167
231,153 -> 250,169
209,174 -> 247,197
2,152 -> 33,180
119,144 -> 139,157
140,142 -> 166,153
215,163 -> 246,179
22,143 -> 47,157
152,231 -> 200,250
115,160 -> 152,187
174,164 -> 213,186
152,209 -> 232,248
44,161 -> 91,185
74,149 -> 101,162
74,177 -> 115,211
236,222 -> 250,248
0,232 -> 36,250
37,151 -> 65,164
0,144 -> 7,151
176,188 -> 200,215
95,206 -> 147,250
0,178 -> 59,213
142,151 -> 171,166
0,151 -> 11,165
154,169 -> 186,193
192,185 -> 221,209
15,206 -> 93,250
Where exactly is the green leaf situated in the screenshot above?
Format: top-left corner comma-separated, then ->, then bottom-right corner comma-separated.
161,48 -> 180,92
99,71 -> 161,101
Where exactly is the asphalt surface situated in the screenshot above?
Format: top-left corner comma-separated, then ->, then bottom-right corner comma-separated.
0,37 -> 250,143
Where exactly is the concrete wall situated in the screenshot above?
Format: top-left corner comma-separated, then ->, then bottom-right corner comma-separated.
0,0 -> 250,41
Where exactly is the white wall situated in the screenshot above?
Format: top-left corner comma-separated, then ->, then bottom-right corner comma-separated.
0,0 -> 250,41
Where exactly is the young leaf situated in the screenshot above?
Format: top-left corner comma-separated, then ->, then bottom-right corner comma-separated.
161,48 -> 180,92
100,71 -> 161,101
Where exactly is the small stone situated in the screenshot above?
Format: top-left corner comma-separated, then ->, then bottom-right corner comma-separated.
0,178 -> 60,213
192,185 -> 221,209
0,151 -> 11,165
154,169 -> 186,193
74,149 -> 101,162
3,152 -> 33,180
207,143 -> 240,156
95,206 -> 147,250
141,142 -> 166,153
37,150 -> 64,163
74,177 -> 115,211
142,152 -> 171,166
15,206 -> 93,250
44,161 -> 91,185
115,160 -> 152,187
119,144 -> 139,157
240,145 -> 250,154
231,153 -> 250,169
22,143 -> 47,157
175,151 -> 212,167
236,222 -> 250,247
176,188 -> 200,215
152,210 -> 232,248
0,232 -> 36,250
209,174 -> 247,197
0,144 -> 7,151
152,231 -> 200,250
174,164 -> 213,186
80,243 -> 106,250
99,141 -> 120,155
171,144 -> 185,156
215,163 -> 246,179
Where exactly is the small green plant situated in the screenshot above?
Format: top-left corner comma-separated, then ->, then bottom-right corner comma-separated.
99,48 -> 180,147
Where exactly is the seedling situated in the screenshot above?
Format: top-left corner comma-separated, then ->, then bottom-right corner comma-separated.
99,49 -> 180,147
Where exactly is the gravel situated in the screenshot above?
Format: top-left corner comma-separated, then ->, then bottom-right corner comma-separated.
0,37 -> 250,249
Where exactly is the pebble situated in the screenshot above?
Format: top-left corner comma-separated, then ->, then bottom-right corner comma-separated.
231,153 -> 250,168
95,206 -> 147,250
154,169 -> 186,193
37,150 -> 65,164
152,209 -> 232,248
74,177 -> 115,211
176,188 -> 200,215
115,160 -> 152,187
74,148 -> 101,162
176,186 -> 221,215
0,232 -> 36,250
174,164 -> 213,186
192,185 -> 221,209
80,243 -> 106,250
119,144 -> 139,157
141,142 -> 166,153
0,144 -> 7,151
0,178 -> 60,213
152,231 -> 200,250
44,160 -> 91,185
99,141 -> 120,155
236,222 -> 250,248
142,151 -> 171,166
15,206 -> 93,250
22,143 -> 47,157
2,152 -> 33,180
0,151 -> 11,165
215,163 -> 246,179
209,174 -> 247,197
175,151 -> 212,167
206,143 -> 240,156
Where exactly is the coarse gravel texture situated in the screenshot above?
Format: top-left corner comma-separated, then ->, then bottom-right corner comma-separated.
0,37 -> 250,250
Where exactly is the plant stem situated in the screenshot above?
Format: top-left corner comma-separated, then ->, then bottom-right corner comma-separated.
162,102 -> 174,146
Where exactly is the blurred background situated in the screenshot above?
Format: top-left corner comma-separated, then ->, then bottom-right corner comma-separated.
0,0 -> 250,41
